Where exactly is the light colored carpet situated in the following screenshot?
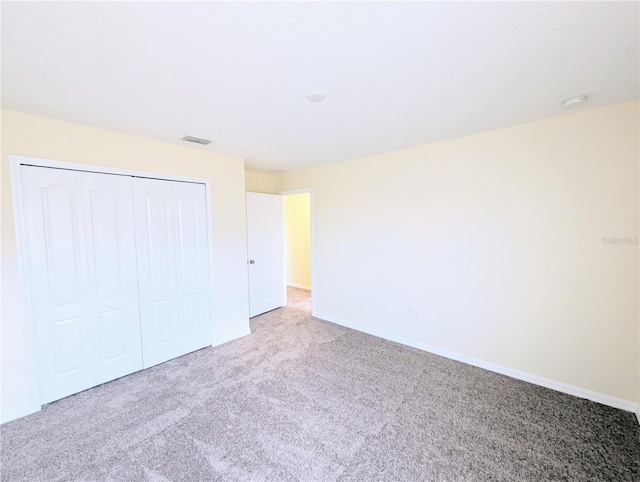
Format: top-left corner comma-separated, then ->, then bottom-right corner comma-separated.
1,287 -> 639,481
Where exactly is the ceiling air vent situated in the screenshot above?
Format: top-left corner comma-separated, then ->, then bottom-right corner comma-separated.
182,136 -> 211,145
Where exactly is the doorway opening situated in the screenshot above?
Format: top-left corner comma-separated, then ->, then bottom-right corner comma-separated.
281,190 -> 313,313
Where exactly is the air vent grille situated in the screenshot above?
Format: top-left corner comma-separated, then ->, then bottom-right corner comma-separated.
182,136 -> 211,145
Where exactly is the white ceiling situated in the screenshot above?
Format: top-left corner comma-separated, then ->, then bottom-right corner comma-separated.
2,2 -> 638,172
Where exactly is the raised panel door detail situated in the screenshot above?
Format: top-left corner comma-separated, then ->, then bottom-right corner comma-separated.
177,195 -> 199,286
89,188 -> 121,300
151,299 -> 174,345
146,192 -> 172,291
43,184 -> 82,307
52,316 -> 87,375
97,309 -> 126,362
255,270 -> 279,302
182,294 -> 200,335
253,200 -> 280,305
174,182 -> 211,353
254,200 -> 279,267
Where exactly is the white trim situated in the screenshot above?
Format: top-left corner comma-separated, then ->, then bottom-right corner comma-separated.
204,171 -> 217,350
279,188 -> 313,196
280,195 -> 287,308
7,155 -> 219,422
279,188 -> 314,314
280,194 -> 289,306
287,282 -> 311,291
12,155 -> 208,184
212,325 -> 251,347
314,311 -> 639,414
8,158 -> 43,420
1,406 -> 38,425
636,406 -> 640,426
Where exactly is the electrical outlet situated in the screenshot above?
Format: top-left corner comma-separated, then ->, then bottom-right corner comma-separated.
406,307 -> 420,319
405,306 -> 420,320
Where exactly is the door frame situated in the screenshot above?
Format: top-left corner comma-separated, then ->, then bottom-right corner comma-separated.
279,188 -> 315,315
9,155 -> 216,417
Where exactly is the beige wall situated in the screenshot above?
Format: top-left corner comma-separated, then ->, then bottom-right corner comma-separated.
245,169 -> 278,194
278,100 -> 640,404
284,193 -> 312,289
1,109 -> 251,422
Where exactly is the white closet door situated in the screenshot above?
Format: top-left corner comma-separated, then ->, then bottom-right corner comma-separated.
81,172 -> 143,384
21,166 -> 143,404
174,181 -> 212,354
133,178 -> 211,368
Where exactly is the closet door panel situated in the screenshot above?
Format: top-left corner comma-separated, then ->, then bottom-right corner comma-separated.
21,164 -> 213,404
146,191 -> 173,290
134,178 -> 211,368
174,182 -> 211,352
133,178 -> 181,367
21,166 -> 96,404
81,172 -> 143,382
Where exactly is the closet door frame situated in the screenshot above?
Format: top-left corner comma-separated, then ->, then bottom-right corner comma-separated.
9,155 -> 215,416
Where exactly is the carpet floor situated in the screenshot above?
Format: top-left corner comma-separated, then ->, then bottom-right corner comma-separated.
1,287 -> 639,481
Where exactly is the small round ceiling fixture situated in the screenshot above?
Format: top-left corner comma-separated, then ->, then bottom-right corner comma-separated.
306,91 -> 326,103
562,95 -> 588,108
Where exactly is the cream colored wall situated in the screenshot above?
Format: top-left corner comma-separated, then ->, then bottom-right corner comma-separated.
284,194 -> 311,289
278,100 -> 640,405
245,169 -> 278,194
1,109 -> 251,422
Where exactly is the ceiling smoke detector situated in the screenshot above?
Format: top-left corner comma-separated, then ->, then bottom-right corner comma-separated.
306,92 -> 326,103
182,135 -> 211,145
562,95 -> 588,108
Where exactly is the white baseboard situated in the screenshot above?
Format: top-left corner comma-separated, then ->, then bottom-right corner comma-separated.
636,406 -> 640,426
287,282 -> 311,291
313,311 -> 639,415
212,325 -> 251,347
1,405 -> 40,425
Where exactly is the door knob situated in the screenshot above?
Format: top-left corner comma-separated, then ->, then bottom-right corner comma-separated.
248,259 -> 255,264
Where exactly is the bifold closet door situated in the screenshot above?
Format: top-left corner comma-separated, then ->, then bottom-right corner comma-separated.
21,166 -> 143,404
132,178 -> 212,368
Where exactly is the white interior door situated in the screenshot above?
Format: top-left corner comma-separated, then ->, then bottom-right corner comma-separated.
246,192 -> 285,317
21,166 -> 143,404
133,178 -> 211,368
